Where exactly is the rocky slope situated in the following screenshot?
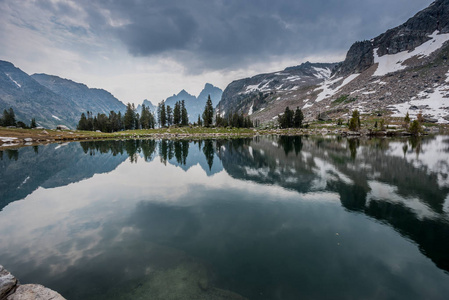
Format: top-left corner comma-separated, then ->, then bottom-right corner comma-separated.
32,74 -> 126,116
0,61 -> 128,129
220,0 -> 449,125
164,83 -> 222,122
217,62 -> 338,121
0,61 -> 79,128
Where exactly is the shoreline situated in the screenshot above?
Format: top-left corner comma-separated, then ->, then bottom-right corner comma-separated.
0,125 -> 446,150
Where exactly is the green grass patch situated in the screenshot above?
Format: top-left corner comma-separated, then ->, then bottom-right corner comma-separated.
332,94 -> 356,106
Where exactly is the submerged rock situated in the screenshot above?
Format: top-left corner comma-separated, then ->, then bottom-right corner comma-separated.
103,261 -> 247,300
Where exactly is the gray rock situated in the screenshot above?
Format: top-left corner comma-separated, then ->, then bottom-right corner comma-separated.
424,117 -> 438,123
0,265 -> 17,299
56,125 -> 70,130
7,284 -> 66,300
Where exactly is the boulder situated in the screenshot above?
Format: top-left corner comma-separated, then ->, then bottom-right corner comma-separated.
7,284 -> 66,300
56,125 -> 70,130
423,117 -> 438,123
0,265 -> 17,299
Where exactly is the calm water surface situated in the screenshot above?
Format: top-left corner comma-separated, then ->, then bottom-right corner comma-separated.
1,136 -> 449,299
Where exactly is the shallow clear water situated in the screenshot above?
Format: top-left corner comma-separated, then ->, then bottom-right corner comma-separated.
1,136 -> 449,299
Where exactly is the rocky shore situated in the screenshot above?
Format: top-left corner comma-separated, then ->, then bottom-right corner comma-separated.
0,265 -> 66,300
0,125 -> 446,150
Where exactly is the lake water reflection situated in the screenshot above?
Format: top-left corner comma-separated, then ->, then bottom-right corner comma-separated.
1,136 -> 449,299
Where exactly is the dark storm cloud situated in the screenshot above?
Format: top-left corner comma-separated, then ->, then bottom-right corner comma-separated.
115,7 -> 199,55
67,0 -> 435,70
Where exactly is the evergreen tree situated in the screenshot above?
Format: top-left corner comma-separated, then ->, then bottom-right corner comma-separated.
86,111 -> 94,131
216,113 -> 227,127
117,112 -> 123,131
8,107 -> 16,126
409,120 -> 422,136
2,108 -> 16,127
166,105 -> 173,127
157,102 -> 167,128
197,114 -> 202,127
173,102 -> 181,125
403,111 -> 410,129
16,121 -> 27,129
109,111 -> 122,132
124,103 -> 136,130
140,104 -> 155,129
278,106 -> 294,128
348,109 -> 361,131
30,118 -> 37,129
181,100 -> 189,126
293,107 -> 304,128
77,112 -> 88,130
202,95 -> 214,127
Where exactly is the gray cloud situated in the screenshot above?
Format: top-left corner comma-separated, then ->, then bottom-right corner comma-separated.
2,0 -> 436,73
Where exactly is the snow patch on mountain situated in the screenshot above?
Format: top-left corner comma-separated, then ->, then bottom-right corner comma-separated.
313,67 -> 332,79
5,73 -> 21,88
373,31 -> 449,76
315,74 -> 360,102
248,104 -> 254,116
389,83 -> 449,123
52,115 -> 62,121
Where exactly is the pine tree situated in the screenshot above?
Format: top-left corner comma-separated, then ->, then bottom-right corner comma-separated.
409,120 -> 422,135
157,101 -> 167,128
181,100 -> 189,126
348,110 -> 361,131
403,111 -> 411,129
166,105 -> 173,127
197,114 -> 202,127
293,107 -> 304,128
30,118 -> 37,129
2,108 -> 16,127
202,95 -> 214,127
124,103 -> 136,130
140,104 -> 154,129
77,112 -> 88,130
173,102 -> 181,125
278,107 -> 294,128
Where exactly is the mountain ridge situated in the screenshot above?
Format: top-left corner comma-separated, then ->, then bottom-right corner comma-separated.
218,0 -> 449,125
163,83 -> 223,122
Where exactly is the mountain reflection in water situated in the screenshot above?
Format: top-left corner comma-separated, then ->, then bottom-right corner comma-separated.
1,135 -> 449,300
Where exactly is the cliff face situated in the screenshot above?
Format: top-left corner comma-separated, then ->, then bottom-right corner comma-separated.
335,0 -> 449,77
334,41 -> 374,76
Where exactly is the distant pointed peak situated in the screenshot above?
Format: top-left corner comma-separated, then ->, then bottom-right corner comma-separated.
178,89 -> 190,95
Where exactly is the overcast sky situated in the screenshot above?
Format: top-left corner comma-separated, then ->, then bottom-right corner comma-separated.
0,0 -> 434,105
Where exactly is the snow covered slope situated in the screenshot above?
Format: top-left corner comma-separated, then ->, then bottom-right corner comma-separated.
221,0 -> 449,125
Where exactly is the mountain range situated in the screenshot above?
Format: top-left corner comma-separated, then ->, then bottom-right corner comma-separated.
219,0 -> 449,124
164,83 -> 223,122
0,61 -> 127,129
0,59 -> 222,128
1,0 -> 449,127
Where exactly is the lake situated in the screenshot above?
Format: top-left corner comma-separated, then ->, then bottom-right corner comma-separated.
1,135 -> 449,300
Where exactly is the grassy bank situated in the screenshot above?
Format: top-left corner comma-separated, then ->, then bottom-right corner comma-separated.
1,122 -> 448,150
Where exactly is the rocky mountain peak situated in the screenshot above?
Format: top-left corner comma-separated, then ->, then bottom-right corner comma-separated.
334,0 -> 449,77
